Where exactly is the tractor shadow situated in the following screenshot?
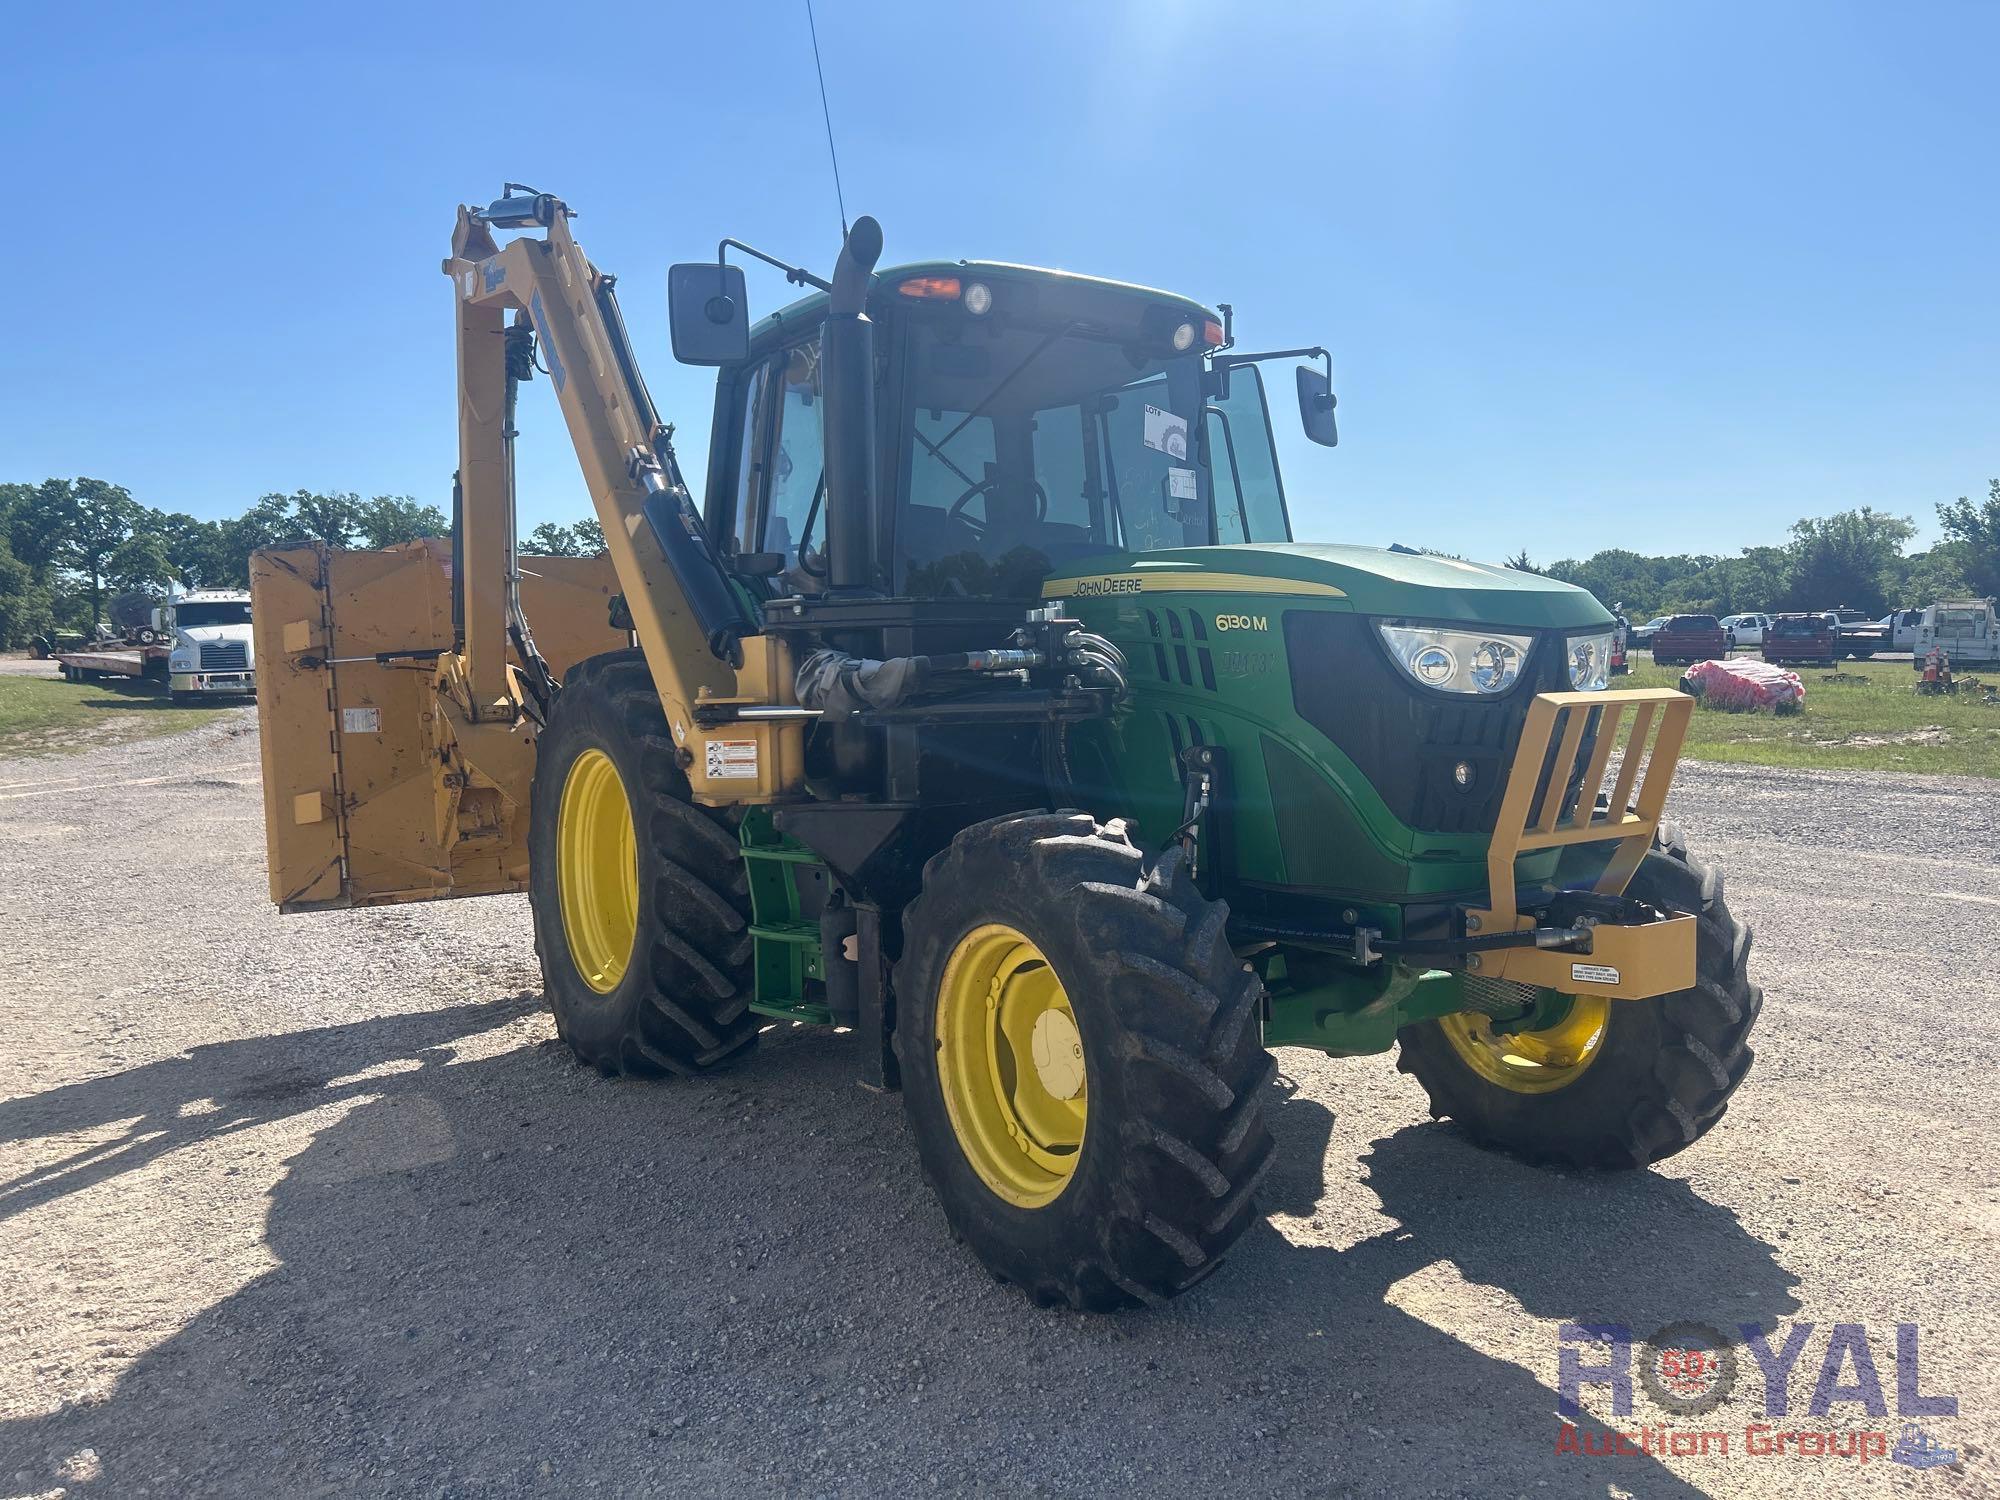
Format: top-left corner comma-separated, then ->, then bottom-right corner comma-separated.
0,994 -> 538,1224
0,1012 -> 1798,1497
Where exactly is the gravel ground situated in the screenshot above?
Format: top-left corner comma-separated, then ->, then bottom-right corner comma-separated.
0,713 -> 1994,1498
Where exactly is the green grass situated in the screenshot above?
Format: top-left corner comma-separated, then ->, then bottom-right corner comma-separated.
1625,654 -> 2000,778
0,671 -> 241,758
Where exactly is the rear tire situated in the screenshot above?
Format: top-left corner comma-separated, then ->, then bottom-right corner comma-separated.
1395,824 -> 1760,1169
896,812 -> 1276,1309
528,649 -> 759,1078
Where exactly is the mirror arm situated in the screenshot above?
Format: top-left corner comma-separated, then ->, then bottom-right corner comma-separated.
1213,344 -> 1328,370
718,238 -> 833,294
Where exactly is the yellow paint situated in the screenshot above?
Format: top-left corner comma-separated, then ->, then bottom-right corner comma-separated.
1463,911 -> 1695,1001
555,748 -> 638,993
1041,571 -> 1347,600
935,924 -> 1087,1208
1439,996 -> 1611,1094
1463,686 -> 1697,1001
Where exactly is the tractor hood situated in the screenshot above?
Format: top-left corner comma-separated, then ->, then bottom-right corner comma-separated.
1044,543 -> 1610,630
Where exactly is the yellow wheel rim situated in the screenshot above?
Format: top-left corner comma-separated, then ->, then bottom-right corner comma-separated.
556,748 -> 638,994
935,924 -> 1087,1209
1439,995 -> 1612,1094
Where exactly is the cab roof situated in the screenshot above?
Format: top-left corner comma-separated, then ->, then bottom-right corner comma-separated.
750,260 -> 1219,347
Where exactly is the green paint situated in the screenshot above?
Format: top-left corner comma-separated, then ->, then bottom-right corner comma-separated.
1048,543 -> 1611,629
739,808 -> 833,1024
1060,582 -> 1571,901
1259,951 -> 1467,1057
751,261 -> 1217,351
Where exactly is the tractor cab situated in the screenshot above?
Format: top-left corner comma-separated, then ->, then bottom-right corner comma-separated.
697,262 -> 1319,605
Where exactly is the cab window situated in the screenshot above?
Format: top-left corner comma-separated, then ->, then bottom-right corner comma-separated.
729,362 -> 769,551
1207,366 -> 1290,545
761,340 -> 826,573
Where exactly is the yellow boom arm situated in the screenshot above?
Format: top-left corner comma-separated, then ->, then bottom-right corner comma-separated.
442,195 -> 799,801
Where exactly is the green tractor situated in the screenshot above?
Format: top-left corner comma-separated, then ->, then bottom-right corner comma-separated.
259,192 -> 1761,1311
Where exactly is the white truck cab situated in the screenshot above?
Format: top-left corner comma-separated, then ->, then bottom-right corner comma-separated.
1878,608 -> 1925,653
1916,599 -> 1999,668
1722,612 -> 1771,647
160,588 -> 257,702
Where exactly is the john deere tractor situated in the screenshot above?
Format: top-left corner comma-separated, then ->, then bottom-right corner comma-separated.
251,188 -> 1760,1309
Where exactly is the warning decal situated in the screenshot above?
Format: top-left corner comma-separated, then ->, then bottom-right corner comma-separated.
341,706 -> 381,734
705,738 -> 759,780
1571,962 -> 1621,986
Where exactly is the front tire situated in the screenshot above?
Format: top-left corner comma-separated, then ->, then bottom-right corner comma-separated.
527,650 -> 759,1078
896,812 -> 1276,1309
1395,824 -> 1760,1169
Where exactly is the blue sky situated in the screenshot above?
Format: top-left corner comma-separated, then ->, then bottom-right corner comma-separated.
2,0 -> 1993,563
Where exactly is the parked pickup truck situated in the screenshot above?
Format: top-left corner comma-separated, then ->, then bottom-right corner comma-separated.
1648,614 -> 1728,666
1820,606 -> 1887,659
1914,598 -> 2000,669
1763,613 -> 1840,666
1722,612 -> 1771,648
1876,608 -> 1924,654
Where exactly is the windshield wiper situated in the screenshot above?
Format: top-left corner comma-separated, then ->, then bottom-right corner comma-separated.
929,324 -> 1074,456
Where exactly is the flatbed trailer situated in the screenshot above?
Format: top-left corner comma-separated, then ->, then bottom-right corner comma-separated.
53,644 -> 169,683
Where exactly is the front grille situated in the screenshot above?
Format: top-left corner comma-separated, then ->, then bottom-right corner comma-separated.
1284,612 -> 1577,836
199,642 -> 248,671
1142,608 -> 1218,692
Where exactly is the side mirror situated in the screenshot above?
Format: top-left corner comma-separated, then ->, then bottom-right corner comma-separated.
1296,365 -> 1338,447
668,262 -> 750,365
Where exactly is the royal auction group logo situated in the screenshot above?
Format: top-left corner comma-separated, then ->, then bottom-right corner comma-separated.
1556,1321 -> 1960,1470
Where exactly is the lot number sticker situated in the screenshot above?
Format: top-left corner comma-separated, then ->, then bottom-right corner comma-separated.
1142,405 -> 1188,459
706,739 -> 759,780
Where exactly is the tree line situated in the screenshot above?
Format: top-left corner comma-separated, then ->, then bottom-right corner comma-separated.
0,478 -> 606,648
5,473 -> 1993,649
1514,486 -> 1999,620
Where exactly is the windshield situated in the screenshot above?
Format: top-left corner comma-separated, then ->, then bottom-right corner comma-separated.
894,319 -> 1288,598
176,601 -> 251,628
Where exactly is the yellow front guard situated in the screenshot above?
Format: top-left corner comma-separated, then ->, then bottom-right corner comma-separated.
1466,689 -> 1696,1002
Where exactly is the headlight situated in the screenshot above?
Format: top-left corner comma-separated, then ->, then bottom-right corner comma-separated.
1377,623 -> 1531,695
170,654 -> 194,671
1567,632 -> 1615,691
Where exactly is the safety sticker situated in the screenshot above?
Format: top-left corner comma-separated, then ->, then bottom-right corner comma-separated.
1571,962 -> 1621,986
1142,405 -> 1188,460
1167,466 -> 1198,501
341,706 -> 381,734
706,738 -> 759,780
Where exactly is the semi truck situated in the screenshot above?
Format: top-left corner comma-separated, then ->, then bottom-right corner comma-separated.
159,588 -> 256,703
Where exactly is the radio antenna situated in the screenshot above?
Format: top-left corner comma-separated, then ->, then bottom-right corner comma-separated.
805,0 -> 850,237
